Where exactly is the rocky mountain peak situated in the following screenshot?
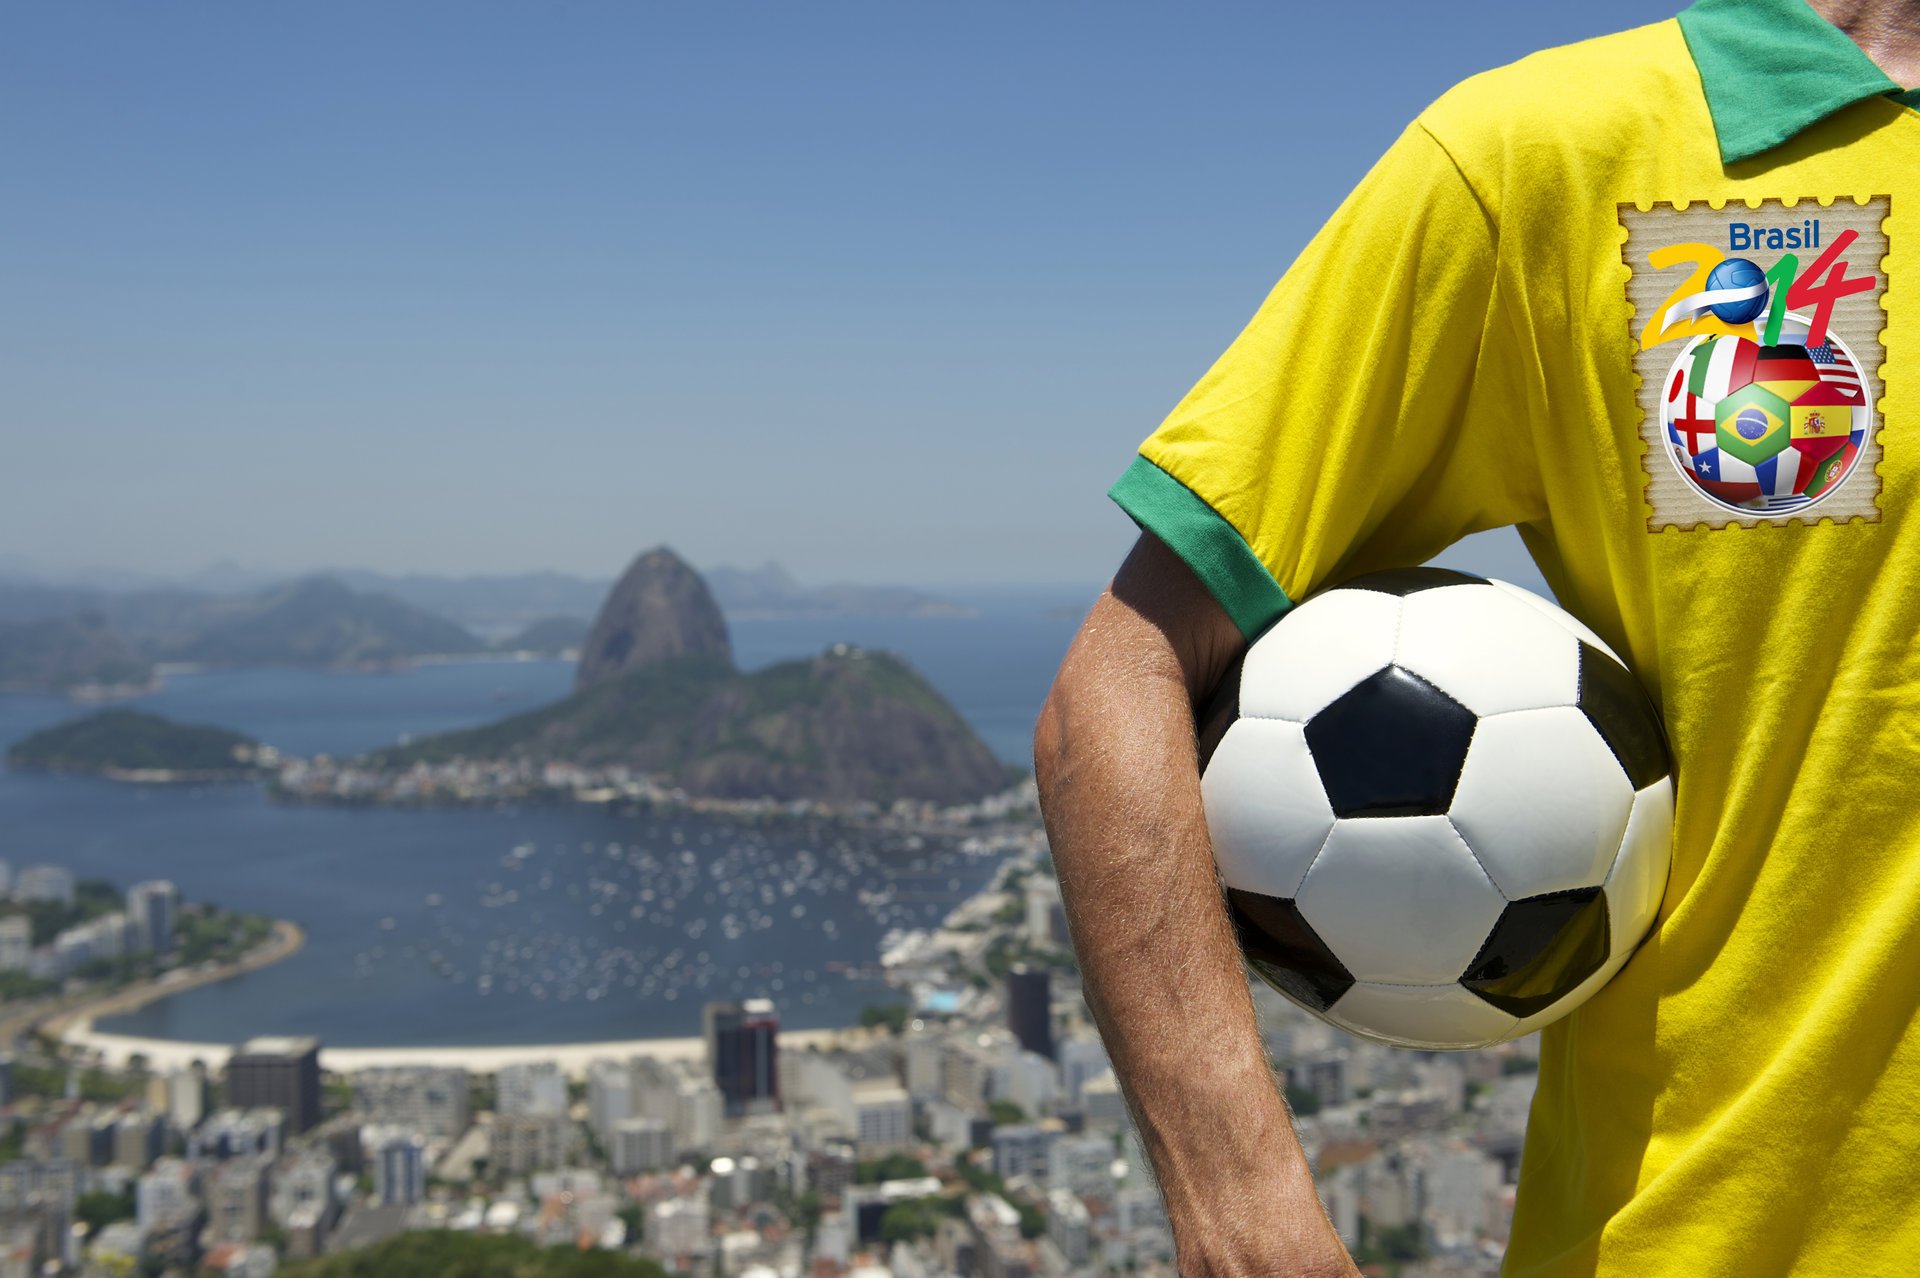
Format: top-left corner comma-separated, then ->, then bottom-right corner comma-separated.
576,547 -> 733,689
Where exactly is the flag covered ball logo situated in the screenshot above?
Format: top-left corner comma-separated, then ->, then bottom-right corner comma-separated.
1660,325 -> 1871,516
1623,199 -> 1887,529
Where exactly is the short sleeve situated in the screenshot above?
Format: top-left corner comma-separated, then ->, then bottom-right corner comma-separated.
1110,121 -> 1544,639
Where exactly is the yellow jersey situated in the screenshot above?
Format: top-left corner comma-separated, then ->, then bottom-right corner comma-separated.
1110,1 -> 1919,1272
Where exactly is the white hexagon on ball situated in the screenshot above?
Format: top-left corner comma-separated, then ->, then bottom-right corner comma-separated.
1295,815 -> 1507,985
1395,582 -> 1580,716
1201,718 -> 1335,899
1603,780 -> 1675,952
1238,588 -> 1402,722
1448,705 -> 1634,900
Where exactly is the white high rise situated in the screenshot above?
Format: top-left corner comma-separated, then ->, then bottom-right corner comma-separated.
13,866 -> 73,907
0,916 -> 31,972
609,1117 -> 673,1175
587,1060 -> 633,1144
496,1062 -> 568,1118
167,1065 -> 207,1132
369,1128 -> 427,1206
127,881 -> 180,954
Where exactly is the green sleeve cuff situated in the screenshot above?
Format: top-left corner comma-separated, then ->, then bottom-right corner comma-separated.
1107,455 -> 1292,639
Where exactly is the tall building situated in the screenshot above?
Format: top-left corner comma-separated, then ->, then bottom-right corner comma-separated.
646,1195 -> 710,1266
1005,964 -> 1055,1061
0,917 -> 30,973
496,1062 -> 568,1118
126,881 -> 180,954
12,866 -> 73,907
674,1074 -> 722,1151
489,1114 -> 571,1175
224,1037 -> 322,1134
853,1085 -> 912,1154
270,1151 -> 337,1231
1056,1034 -> 1110,1108
904,1025 -> 943,1100
587,1060 -> 633,1144
113,1111 -> 165,1171
368,1128 -> 427,1206
206,1156 -> 271,1244
166,1064 -> 208,1132
60,1110 -> 114,1166
137,1159 -> 201,1231
190,1108 -> 284,1161
628,1056 -> 681,1124
991,1123 -> 1057,1181
608,1117 -> 673,1176
352,1067 -> 470,1139
705,998 -> 779,1118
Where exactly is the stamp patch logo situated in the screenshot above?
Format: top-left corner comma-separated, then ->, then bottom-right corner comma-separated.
1620,198 -> 1888,529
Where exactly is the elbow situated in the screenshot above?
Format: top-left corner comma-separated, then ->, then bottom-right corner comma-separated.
1032,679 -> 1070,801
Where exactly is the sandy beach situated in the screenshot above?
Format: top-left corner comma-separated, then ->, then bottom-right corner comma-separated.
44,916 -> 861,1076
56,1024 -> 852,1078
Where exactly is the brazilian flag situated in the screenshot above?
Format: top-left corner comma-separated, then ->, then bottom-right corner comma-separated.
1715,383 -> 1791,465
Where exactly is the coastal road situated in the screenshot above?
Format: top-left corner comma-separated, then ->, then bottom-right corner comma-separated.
27,919 -> 307,1052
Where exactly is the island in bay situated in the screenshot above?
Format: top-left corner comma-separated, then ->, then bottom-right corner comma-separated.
6,708 -> 266,782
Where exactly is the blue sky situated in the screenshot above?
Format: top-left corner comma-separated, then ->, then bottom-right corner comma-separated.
2,1 -> 1678,588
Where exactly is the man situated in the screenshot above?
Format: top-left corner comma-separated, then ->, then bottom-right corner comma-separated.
1033,1 -> 1920,1274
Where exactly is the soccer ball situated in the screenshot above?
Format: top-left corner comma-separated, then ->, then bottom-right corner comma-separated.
1198,567 -> 1673,1050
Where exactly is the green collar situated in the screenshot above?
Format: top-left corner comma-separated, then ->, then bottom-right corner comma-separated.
1678,0 -> 1918,164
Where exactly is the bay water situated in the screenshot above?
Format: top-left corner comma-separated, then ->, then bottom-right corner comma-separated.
0,602 -> 1086,1046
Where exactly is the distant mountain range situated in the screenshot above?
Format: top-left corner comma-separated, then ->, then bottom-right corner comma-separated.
0,614 -> 154,695
0,558 -> 984,697
164,577 -> 480,669
0,576 -> 485,692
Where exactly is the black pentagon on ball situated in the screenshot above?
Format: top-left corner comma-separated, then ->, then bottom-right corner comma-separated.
1225,888 -> 1355,1012
1461,887 -> 1611,1018
1303,665 -> 1477,817
1576,642 -> 1672,790
1338,566 -> 1488,596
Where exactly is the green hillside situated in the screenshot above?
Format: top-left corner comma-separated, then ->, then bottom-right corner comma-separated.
379,647 -> 1013,805
7,709 -> 258,778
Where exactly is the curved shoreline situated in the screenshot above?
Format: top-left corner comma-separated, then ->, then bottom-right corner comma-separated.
42,918 -> 308,1045
49,918 -> 858,1076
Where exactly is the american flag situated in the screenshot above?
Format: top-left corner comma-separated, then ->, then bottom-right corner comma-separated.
1807,340 -> 1864,400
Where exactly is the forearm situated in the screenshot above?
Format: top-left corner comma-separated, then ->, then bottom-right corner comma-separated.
1034,587 -> 1352,1273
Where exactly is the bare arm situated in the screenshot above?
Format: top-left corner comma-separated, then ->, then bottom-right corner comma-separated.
1034,533 -> 1357,1278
